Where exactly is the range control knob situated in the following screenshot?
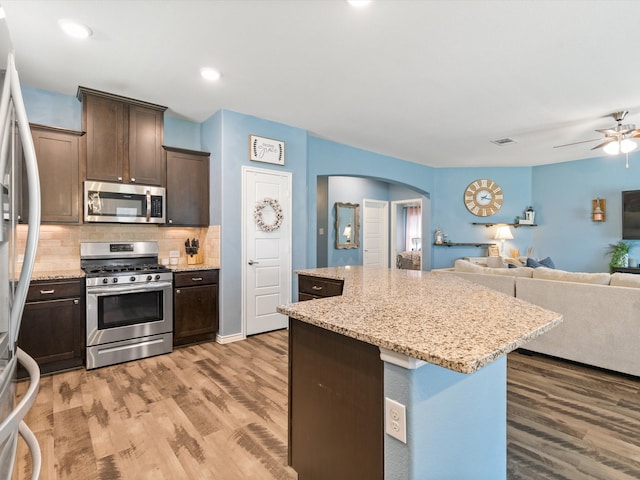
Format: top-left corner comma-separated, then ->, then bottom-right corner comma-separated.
155,274 -> 161,281
130,276 -> 136,282
113,277 -> 119,283
102,278 -> 108,284
146,275 -> 152,281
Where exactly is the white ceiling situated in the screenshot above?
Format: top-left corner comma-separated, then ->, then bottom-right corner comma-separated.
3,0 -> 640,168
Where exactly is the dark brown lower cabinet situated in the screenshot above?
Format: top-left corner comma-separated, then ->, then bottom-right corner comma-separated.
18,278 -> 85,377
173,269 -> 219,346
288,319 -> 384,480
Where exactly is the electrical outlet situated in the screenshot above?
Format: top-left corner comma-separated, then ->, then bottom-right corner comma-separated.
18,254 -> 24,263
385,397 -> 407,443
169,250 -> 180,258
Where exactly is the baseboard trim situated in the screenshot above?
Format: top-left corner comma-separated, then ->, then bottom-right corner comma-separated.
216,332 -> 245,344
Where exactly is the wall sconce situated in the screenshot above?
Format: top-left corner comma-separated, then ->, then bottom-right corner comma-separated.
494,225 -> 513,255
343,224 -> 352,243
592,198 -> 606,222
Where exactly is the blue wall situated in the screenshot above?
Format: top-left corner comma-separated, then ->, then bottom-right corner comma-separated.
307,137 -> 435,269
201,110 -> 308,337
22,84 -> 640,337
531,155 -> 640,272
431,167 -> 534,269
327,176 -> 390,266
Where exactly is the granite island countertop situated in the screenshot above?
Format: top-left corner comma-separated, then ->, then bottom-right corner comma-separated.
277,266 -> 563,374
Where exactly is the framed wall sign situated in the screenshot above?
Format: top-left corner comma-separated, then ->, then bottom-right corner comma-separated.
249,135 -> 285,166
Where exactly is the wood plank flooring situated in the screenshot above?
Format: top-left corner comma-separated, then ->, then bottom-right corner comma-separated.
13,331 -> 297,480
12,331 -> 640,479
507,351 -> 640,479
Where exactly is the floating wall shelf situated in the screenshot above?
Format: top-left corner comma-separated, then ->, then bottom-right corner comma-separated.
472,222 -> 537,228
433,242 -> 497,247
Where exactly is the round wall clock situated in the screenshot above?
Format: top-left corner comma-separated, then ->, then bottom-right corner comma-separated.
464,179 -> 503,217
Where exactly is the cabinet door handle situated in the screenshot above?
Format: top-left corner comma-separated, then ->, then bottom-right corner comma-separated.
73,299 -> 79,305
131,177 -> 136,183
40,289 -> 55,295
191,277 -> 203,282
248,260 -> 259,265
176,289 -> 181,294
312,285 -> 323,291
117,176 -> 122,182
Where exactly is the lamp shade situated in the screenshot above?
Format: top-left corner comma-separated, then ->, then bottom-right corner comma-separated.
494,225 -> 513,241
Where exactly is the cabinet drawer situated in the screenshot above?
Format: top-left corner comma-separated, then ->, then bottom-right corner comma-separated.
26,279 -> 83,302
174,269 -> 219,287
298,275 -> 343,298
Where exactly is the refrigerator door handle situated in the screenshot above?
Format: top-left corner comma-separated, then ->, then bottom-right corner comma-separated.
18,421 -> 41,480
6,53 -> 41,346
0,349 -> 40,460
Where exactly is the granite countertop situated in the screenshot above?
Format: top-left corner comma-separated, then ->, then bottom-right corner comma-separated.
277,266 -> 563,374
31,270 -> 85,281
28,263 -> 220,280
169,263 -> 219,272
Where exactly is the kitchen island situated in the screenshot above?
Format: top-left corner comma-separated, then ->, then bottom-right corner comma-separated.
277,266 -> 563,480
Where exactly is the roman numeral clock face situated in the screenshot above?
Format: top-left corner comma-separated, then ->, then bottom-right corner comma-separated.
464,179 -> 503,217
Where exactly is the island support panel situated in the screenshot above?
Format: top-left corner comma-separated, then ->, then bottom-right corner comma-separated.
383,356 -> 507,480
288,319 -> 384,479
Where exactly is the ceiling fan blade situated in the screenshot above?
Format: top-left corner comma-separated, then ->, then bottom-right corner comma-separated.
553,138 -> 600,149
591,138 -> 615,150
630,130 -> 640,138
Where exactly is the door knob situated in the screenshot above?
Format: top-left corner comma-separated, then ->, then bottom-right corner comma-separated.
248,260 -> 260,265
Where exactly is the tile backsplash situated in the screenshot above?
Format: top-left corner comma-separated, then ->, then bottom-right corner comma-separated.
16,224 -> 220,273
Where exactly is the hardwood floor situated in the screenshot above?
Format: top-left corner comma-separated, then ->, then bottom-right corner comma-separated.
13,331 -> 297,480
507,351 -> 640,479
13,331 -> 640,479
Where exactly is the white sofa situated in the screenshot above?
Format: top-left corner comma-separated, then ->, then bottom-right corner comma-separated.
435,259 -> 640,377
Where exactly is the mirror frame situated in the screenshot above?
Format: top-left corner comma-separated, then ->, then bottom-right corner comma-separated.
334,202 -> 360,249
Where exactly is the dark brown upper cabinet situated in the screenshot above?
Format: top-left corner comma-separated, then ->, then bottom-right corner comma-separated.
78,86 -> 167,187
22,124 -> 84,224
164,146 -> 210,226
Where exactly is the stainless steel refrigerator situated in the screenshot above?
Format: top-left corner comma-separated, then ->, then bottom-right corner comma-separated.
0,10 -> 42,480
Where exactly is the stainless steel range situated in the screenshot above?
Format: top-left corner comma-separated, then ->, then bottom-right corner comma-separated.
80,241 -> 173,369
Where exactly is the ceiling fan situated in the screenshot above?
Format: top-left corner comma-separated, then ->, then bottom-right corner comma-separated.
554,111 -> 640,154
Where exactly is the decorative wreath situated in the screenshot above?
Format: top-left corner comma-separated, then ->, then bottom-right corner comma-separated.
254,197 -> 284,232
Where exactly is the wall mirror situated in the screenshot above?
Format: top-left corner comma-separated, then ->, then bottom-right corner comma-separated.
335,202 -> 360,249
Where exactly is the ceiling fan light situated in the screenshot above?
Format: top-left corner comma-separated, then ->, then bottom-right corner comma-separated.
621,138 -> 637,153
603,141 -> 621,155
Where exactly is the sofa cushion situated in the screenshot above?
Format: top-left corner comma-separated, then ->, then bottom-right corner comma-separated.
454,259 -> 533,277
532,267 -> 610,285
454,259 -> 485,273
486,256 -> 507,268
526,256 -> 556,269
610,272 -> 640,288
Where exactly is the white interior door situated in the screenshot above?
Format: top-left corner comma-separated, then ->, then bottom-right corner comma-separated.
243,166 -> 291,336
363,199 -> 388,267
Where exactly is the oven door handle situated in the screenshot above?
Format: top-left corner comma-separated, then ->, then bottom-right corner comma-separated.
87,281 -> 173,295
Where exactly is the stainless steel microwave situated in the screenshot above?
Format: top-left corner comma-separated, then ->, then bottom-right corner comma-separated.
84,181 -> 165,224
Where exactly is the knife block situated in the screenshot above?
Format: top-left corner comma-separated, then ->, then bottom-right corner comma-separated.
187,252 -> 203,265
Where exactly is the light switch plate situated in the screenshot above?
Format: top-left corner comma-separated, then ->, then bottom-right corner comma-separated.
169,251 -> 180,258
385,397 -> 407,443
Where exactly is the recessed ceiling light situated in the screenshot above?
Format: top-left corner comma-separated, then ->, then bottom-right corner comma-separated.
200,67 -> 221,82
347,0 -> 372,8
58,19 -> 92,39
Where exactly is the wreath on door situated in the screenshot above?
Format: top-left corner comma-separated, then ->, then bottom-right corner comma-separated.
254,197 -> 284,232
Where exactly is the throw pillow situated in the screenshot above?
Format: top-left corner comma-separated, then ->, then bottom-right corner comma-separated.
526,257 -> 555,269
539,257 -> 555,269
526,257 -> 542,268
